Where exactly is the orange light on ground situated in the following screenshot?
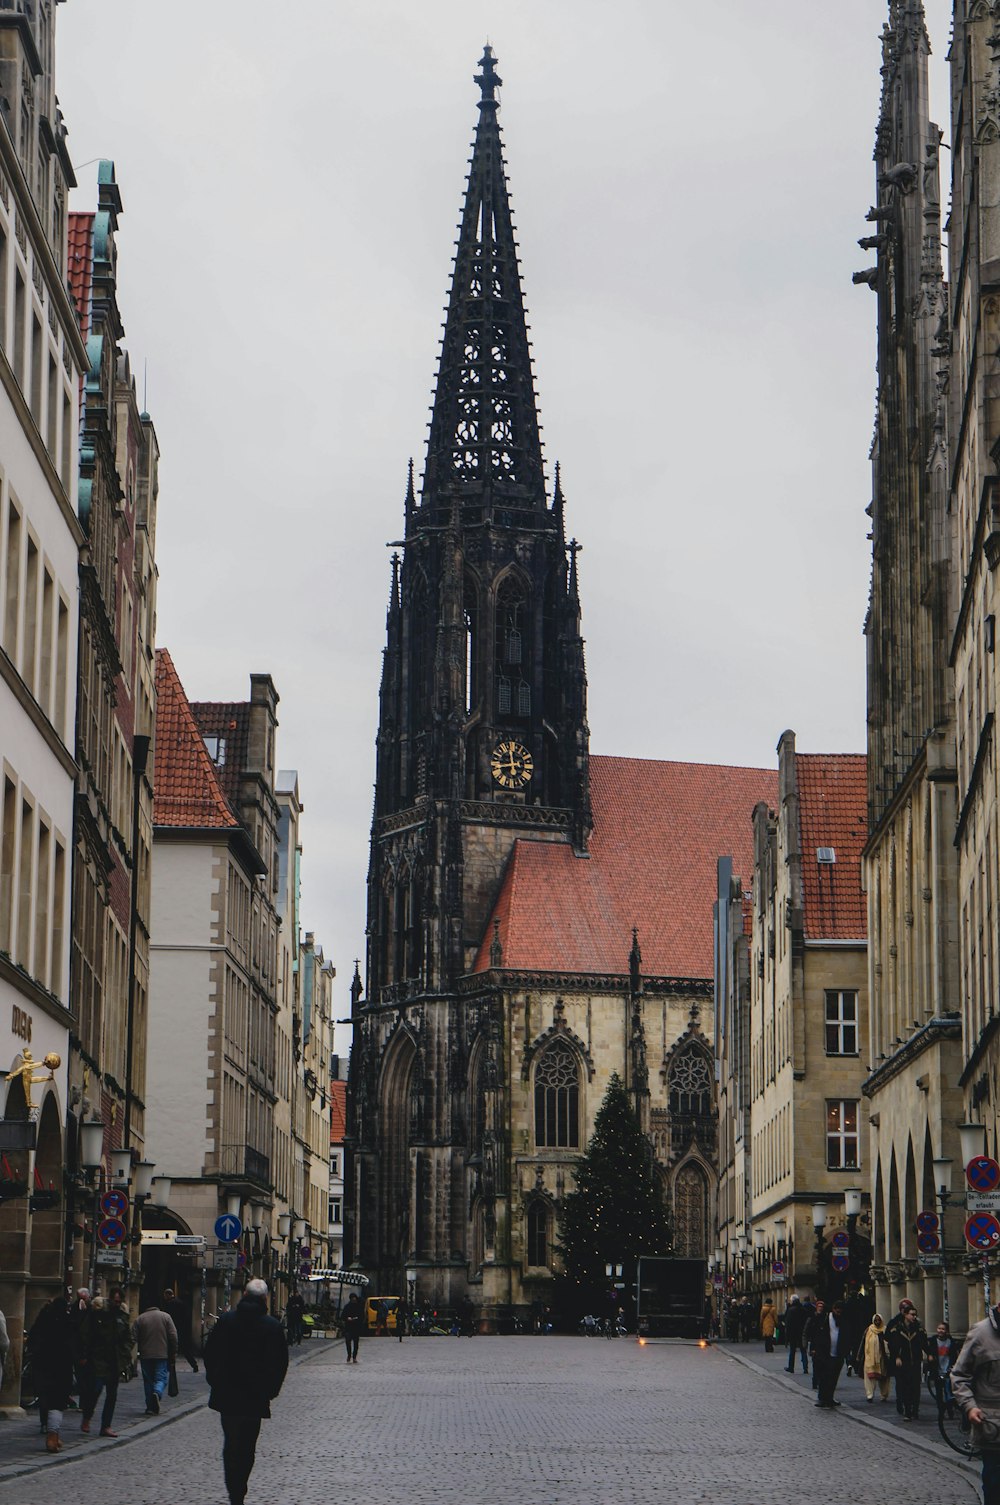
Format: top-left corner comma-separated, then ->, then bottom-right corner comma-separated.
698,1340 -> 708,1348
638,1337 -> 646,1346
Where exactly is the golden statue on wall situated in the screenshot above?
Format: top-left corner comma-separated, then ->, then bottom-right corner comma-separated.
5,1050 -> 61,1111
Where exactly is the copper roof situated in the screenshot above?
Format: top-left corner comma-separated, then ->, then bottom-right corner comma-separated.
474,754 -> 777,980
797,753 -> 868,941
153,650 -> 239,830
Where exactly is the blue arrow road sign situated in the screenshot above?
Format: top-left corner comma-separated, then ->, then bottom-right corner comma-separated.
214,1214 -> 243,1243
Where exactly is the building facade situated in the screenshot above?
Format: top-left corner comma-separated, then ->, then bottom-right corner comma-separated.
0,0 -> 88,1407
66,165 -> 160,1298
745,735 -> 869,1303
348,48 -> 777,1316
860,0 -> 968,1331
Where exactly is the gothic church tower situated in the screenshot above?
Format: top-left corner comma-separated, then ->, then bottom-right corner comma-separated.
349,48 -> 590,1295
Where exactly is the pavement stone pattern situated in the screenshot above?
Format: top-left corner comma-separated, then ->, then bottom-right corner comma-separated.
0,1334 -> 981,1505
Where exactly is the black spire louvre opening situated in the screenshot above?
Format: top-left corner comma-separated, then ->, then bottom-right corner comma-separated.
421,45 -> 547,514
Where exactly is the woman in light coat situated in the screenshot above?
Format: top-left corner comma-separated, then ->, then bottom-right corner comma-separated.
759,1301 -> 777,1354
858,1312 -> 890,1402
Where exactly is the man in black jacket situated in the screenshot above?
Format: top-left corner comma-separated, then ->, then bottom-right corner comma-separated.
204,1280 -> 289,1505
810,1299 -> 846,1408
783,1296 -> 808,1374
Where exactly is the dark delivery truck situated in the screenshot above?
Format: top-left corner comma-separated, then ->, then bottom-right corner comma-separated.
636,1257 -> 708,1338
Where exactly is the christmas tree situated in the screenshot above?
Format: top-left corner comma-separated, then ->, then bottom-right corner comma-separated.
554,1074 -> 673,1319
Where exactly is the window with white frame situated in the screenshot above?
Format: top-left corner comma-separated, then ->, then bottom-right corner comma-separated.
826,1099 -> 859,1170
825,990 -> 859,1056
329,1197 -> 342,1225
330,1152 -> 340,1178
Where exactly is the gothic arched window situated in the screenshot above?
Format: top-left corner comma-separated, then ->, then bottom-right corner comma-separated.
669,1046 -> 712,1118
673,1162 -> 707,1259
527,1200 -> 549,1267
534,1039 -> 579,1148
496,576 -> 530,721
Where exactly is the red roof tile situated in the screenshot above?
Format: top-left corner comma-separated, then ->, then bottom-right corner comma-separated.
474,755 -> 778,980
190,702 -> 250,808
153,650 -> 239,830
797,753 -> 868,941
67,212 -> 94,335
329,1081 -> 347,1144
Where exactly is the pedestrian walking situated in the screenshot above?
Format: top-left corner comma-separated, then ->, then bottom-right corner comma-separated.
68,1286 -> 93,1419
887,1305 -> 925,1420
805,1298 -> 825,1389
885,1298 -> 917,1415
783,1296 -> 808,1374
396,1295 -> 407,1341
856,1312 -> 890,1403
204,1278 -> 288,1505
811,1299 -> 845,1409
284,1289 -> 305,1347
133,1298 -> 177,1415
164,1286 -> 199,1373
759,1299 -> 777,1354
0,1306 -> 9,1390
953,1303 -> 1000,1504
342,1292 -> 364,1364
79,1294 -> 132,1437
27,1294 -> 74,1452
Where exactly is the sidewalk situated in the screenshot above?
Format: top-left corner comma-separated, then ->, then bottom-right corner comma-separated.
717,1340 -> 981,1486
0,1337 -> 332,1483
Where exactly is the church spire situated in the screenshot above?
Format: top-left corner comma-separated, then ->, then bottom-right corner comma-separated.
422,45 -> 546,513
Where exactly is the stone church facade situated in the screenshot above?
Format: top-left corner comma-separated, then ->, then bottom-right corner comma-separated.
346,48 -> 775,1314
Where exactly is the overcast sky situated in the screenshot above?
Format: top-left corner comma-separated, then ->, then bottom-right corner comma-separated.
55,2 -> 953,1052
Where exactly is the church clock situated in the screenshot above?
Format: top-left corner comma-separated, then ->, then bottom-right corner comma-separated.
490,740 -> 533,790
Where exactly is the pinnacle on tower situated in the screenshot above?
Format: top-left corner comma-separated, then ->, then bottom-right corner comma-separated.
422,45 -> 546,512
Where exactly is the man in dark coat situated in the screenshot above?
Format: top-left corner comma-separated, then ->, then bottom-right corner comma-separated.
204,1280 -> 288,1505
341,1292 -> 364,1364
783,1296 -> 808,1374
164,1286 -> 198,1372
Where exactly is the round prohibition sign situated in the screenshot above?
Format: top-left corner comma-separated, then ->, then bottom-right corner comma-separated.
966,1157 -> 1000,1193
917,1232 -> 941,1254
965,1211 -> 1000,1250
97,1216 -> 127,1249
915,1210 -> 940,1234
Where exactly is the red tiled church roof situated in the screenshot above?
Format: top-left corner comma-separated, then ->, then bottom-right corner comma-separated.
474,755 -> 777,980
67,212 -> 94,335
153,649 -> 239,830
797,753 -> 868,942
329,1080 -> 347,1144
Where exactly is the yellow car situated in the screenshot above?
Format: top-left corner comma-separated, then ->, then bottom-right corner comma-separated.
365,1295 -> 400,1333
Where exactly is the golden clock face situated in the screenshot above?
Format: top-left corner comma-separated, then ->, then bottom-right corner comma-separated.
491,739 -> 533,790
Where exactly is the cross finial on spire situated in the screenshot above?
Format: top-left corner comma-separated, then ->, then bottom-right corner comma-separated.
567,537 -> 582,598
476,44 -> 502,109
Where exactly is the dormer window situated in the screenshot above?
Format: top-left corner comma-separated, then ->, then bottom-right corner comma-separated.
203,735 -> 226,767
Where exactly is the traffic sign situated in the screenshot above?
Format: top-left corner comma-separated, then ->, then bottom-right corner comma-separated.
831,1231 -> 850,1249
96,1249 -> 125,1266
916,1210 -> 940,1234
965,1211 -> 1000,1250
831,1252 -> 850,1272
214,1246 -> 239,1270
918,1254 -> 944,1268
100,1189 -> 129,1221
300,1246 -> 311,1260
772,1260 -> 785,1275
214,1214 -> 243,1243
237,1251 -> 247,1269
917,1231 -> 941,1254
97,1216 -> 127,1248
968,1191 -> 1000,1212
966,1157 -> 1000,1193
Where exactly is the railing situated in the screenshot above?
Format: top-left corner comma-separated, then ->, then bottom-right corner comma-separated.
219,1143 -> 271,1187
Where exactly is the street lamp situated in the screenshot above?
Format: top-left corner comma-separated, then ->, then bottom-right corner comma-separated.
812,1203 -> 827,1298
111,1148 -> 133,1186
226,1192 -> 242,1219
151,1176 -> 171,1208
80,1120 -> 104,1172
960,1121 -> 987,1171
932,1156 -> 953,1332
134,1161 -> 156,1199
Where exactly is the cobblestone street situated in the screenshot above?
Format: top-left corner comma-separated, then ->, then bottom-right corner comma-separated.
0,1335 -> 981,1505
